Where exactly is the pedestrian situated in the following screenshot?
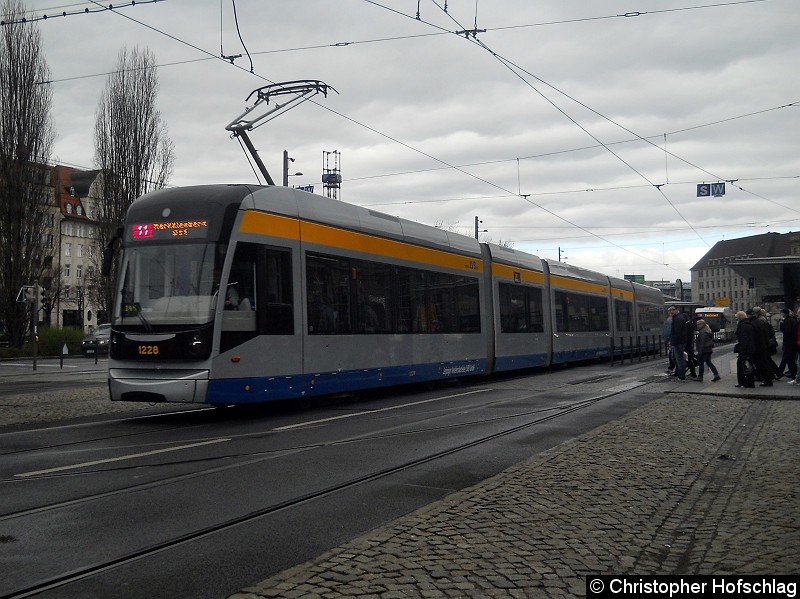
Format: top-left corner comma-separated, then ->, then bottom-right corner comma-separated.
790,307 -> 800,386
683,314 -> 698,379
668,306 -> 688,380
734,310 -> 756,388
778,308 -> 798,380
694,319 -> 720,382
759,307 -> 783,381
662,311 -> 675,374
749,307 -> 775,387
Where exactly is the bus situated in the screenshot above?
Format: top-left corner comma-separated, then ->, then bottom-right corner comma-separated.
694,306 -> 735,341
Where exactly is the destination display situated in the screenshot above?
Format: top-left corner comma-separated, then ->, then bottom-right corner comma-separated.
131,220 -> 209,240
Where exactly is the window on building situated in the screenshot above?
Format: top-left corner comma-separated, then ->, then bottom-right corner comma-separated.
64,264 -> 70,277
77,265 -> 82,279
65,243 -> 71,257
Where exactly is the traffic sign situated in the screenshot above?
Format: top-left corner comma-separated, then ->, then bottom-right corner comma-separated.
697,182 -> 725,197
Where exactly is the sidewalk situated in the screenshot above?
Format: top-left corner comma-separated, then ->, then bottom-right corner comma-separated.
228,371 -> 800,598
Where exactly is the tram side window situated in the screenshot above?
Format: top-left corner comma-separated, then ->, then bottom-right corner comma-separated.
427,272 -> 456,333
307,254 -> 352,334
614,299 -> 634,332
220,243 -> 258,351
307,252 -> 480,335
554,290 -> 609,332
499,283 -> 544,333
354,260 -> 393,334
397,268 -> 426,333
638,304 -> 663,331
500,283 -> 527,332
454,276 -> 480,333
261,248 -> 294,335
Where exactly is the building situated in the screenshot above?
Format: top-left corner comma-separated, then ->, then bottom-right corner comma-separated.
690,231 -> 800,316
45,165 -> 106,332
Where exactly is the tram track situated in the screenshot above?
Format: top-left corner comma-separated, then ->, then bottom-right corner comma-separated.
0,371 -> 658,599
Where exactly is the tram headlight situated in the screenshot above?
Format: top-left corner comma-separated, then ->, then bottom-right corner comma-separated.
188,332 -> 203,357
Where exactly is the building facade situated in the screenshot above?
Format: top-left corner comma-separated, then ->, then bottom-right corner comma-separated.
690,232 -> 800,315
44,165 -> 106,332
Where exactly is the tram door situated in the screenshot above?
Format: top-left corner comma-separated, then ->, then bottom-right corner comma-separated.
219,243 -> 299,376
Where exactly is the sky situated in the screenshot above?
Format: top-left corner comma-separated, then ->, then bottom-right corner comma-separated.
8,0 -> 800,283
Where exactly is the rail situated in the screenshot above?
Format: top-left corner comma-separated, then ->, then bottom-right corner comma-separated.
609,334 -> 663,367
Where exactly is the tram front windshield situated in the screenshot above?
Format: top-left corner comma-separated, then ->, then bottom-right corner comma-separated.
116,242 -> 225,327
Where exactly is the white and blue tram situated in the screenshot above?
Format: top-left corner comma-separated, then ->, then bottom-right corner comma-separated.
106,185 -> 664,405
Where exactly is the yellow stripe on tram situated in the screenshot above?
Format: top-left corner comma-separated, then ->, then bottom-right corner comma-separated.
239,211 -> 483,274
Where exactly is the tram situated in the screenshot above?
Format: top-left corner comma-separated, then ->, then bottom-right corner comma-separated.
105,185 -> 664,405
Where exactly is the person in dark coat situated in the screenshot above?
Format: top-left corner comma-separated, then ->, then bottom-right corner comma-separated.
683,315 -> 698,378
694,319 -> 720,382
662,313 -> 675,374
734,310 -> 757,388
668,306 -> 688,380
749,307 -> 775,387
778,308 -> 798,379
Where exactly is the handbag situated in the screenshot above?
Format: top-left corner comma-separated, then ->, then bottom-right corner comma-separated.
744,357 -> 757,375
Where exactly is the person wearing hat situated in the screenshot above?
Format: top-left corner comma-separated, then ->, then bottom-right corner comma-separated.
778,307 -> 798,380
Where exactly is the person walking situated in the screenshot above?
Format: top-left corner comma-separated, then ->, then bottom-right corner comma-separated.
735,310 -> 757,388
668,306 -> 688,380
662,311 -> 675,374
694,319 -> 720,382
778,307 -> 798,380
683,314 -> 698,379
790,307 -> 800,386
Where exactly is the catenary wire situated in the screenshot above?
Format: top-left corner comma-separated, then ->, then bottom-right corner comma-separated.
52,2 -> 795,272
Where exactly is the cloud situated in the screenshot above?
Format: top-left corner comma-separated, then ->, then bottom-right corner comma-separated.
19,0 -> 800,283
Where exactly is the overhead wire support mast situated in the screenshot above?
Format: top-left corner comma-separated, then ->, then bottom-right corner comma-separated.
225,80 -> 337,186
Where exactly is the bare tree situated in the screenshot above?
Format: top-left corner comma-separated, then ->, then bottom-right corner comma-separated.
0,0 -> 55,346
92,46 -> 174,316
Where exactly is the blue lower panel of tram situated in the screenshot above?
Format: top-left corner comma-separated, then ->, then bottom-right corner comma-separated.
206,358 -> 487,404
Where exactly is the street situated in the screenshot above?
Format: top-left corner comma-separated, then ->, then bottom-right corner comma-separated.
0,356 -> 667,599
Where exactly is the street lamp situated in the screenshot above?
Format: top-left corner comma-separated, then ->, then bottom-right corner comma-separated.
474,216 -> 487,240
282,150 -> 302,187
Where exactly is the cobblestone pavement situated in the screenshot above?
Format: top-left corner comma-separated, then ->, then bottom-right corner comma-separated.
3,358 -> 798,598
0,360 -> 153,427
229,378 -> 799,598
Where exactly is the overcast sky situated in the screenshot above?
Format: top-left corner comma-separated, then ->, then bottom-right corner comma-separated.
11,0 -> 800,283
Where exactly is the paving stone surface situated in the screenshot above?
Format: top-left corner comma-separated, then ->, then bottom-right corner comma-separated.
229,388 -> 799,598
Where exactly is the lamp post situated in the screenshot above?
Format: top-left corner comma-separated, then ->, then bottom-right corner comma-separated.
474,216 -> 487,240
282,150 -> 302,187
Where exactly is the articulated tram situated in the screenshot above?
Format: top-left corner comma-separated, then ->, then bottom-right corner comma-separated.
106,185 -> 664,405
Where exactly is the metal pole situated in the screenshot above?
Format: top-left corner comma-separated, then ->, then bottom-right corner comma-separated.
283,149 -> 289,187
32,281 -> 38,371
235,129 -> 275,185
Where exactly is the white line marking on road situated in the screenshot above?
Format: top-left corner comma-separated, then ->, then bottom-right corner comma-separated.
15,438 -> 230,478
273,389 -> 492,432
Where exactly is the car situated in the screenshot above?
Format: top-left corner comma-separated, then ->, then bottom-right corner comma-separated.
81,323 -> 111,358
